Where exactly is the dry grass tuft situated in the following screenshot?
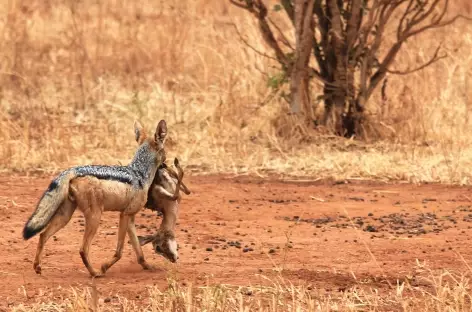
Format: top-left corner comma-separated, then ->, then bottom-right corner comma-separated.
10,264 -> 472,311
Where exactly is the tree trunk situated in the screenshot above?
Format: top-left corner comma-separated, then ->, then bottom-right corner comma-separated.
326,93 -> 346,136
290,70 -> 311,116
290,0 -> 315,122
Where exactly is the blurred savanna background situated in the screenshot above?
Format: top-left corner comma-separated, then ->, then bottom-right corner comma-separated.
3,1 -> 472,311
0,0 -> 471,182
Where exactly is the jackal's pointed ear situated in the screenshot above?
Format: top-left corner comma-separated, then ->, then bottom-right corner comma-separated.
155,119 -> 167,144
134,120 -> 147,144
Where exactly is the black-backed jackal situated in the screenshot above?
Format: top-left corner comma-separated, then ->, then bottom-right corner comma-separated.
22,120 -> 177,277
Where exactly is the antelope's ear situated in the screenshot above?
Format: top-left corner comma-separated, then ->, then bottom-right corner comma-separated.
137,235 -> 154,246
134,120 -> 147,144
155,119 -> 167,144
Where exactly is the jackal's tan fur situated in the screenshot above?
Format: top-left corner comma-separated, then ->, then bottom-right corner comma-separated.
23,120 -> 177,278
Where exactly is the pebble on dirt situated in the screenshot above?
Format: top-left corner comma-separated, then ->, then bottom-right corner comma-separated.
364,225 -> 377,232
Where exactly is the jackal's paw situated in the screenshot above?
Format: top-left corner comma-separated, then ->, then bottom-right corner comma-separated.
33,263 -> 41,275
90,270 -> 104,278
142,262 -> 158,272
100,263 -> 110,274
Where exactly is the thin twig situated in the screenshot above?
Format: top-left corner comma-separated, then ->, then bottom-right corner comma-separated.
387,44 -> 446,75
230,23 -> 279,62
229,0 -> 250,9
268,17 -> 295,51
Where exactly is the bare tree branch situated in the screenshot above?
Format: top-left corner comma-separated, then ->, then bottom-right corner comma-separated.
312,0 -> 329,77
326,0 -> 346,92
229,0 -> 249,9
281,0 -> 295,24
230,23 -> 280,63
397,0 -> 416,41
408,12 -> 472,38
367,42 -> 402,100
386,44 -> 446,75
312,36 -> 327,76
403,0 -> 448,39
314,0 -> 330,65
309,67 -> 339,88
229,0 -> 291,69
346,0 -> 363,51
268,17 -> 295,51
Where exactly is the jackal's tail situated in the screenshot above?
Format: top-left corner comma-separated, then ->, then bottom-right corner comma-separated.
23,170 -> 76,240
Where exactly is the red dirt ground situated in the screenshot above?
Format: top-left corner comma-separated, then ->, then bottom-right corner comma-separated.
1,174 -> 472,308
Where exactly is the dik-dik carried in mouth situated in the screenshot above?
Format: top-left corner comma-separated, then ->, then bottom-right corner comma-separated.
138,157 -> 191,264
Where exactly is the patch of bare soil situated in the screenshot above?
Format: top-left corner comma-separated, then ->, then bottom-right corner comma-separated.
1,175 -> 472,308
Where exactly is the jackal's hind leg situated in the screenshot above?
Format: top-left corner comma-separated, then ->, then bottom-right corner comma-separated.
79,208 -> 103,278
100,213 -> 130,274
127,215 -> 157,271
33,200 -> 76,274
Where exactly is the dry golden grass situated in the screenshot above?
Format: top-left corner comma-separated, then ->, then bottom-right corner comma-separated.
0,0 -> 471,184
10,264 -> 472,311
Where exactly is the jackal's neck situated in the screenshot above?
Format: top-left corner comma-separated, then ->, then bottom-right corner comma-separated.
128,142 -> 160,188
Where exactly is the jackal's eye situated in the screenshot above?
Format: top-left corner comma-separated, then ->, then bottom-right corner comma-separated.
155,245 -> 163,254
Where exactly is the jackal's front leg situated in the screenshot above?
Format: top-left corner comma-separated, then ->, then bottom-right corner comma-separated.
127,215 -> 157,271
100,213 -> 129,274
